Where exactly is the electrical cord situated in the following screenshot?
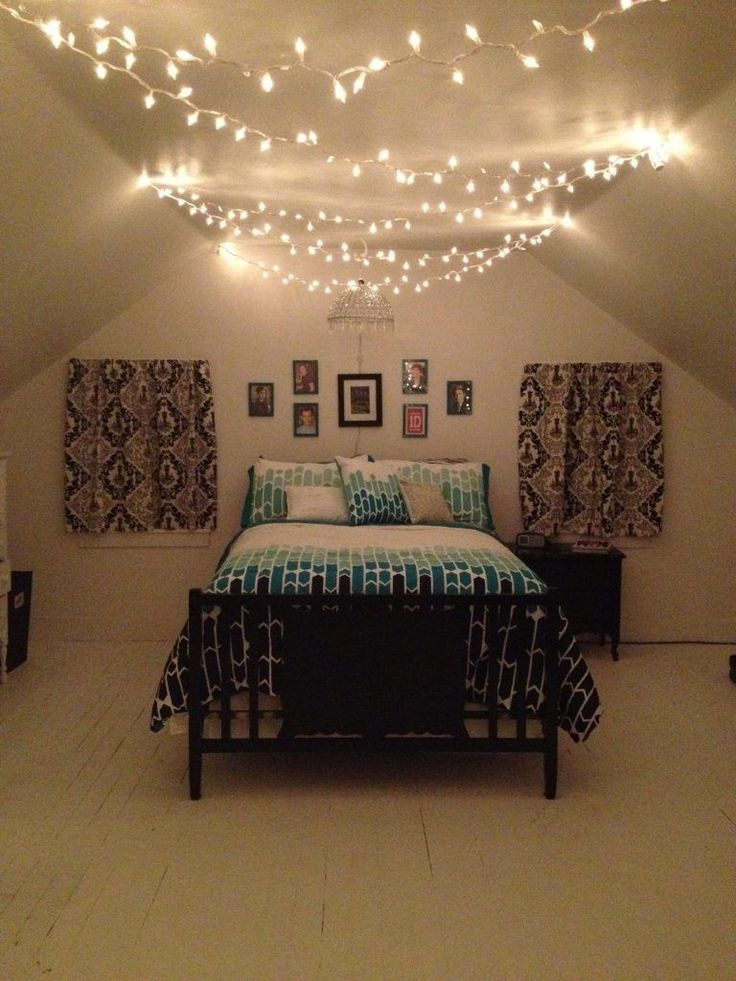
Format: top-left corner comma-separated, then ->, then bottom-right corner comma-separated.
619,640 -> 734,646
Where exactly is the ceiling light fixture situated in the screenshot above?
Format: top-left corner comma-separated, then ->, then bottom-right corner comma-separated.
327,280 -> 395,333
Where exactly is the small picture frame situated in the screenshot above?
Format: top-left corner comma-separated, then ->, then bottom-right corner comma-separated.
337,373 -> 383,427
447,380 -> 472,415
402,359 -> 428,394
403,403 -> 428,438
293,402 -> 319,437
293,359 -> 319,394
247,382 -> 274,417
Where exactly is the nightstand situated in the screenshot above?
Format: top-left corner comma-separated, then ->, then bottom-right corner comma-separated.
513,542 -> 625,660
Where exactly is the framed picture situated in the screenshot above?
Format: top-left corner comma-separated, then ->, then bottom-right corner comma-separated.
247,382 -> 274,417
293,402 -> 319,437
403,403 -> 428,438
402,358 -> 428,394
293,359 -> 318,394
337,373 -> 383,427
447,380 -> 472,415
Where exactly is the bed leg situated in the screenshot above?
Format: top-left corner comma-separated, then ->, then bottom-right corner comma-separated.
544,733 -> 558,800
188,588 -> 204,801
189,736 -> 202,801
543,592 -> 560,800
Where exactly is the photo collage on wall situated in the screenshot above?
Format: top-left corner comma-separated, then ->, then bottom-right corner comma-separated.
247,358 -> 472,437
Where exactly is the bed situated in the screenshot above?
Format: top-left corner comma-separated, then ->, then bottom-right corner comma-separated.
150,456 -> 602,799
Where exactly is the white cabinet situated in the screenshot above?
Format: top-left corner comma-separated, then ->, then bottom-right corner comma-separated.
0,453 -> 9,681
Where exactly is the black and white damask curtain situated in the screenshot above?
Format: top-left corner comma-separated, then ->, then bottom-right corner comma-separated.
65,359 -> 217,532
518,362 -> 663,537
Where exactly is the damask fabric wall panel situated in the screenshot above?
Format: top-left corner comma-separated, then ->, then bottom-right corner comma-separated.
519,362 -> 663,537
65,359 -> 217,532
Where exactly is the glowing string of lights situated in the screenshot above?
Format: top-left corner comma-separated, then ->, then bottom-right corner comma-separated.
148,177 -> 565,276
1,0 -> 675,297
9,0 -> 669,91
215,219 -> 565,296
142,143 -> 660,268
0,0 -> 670,188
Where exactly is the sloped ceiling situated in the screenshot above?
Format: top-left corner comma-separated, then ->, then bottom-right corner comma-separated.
1,0 -> 734,403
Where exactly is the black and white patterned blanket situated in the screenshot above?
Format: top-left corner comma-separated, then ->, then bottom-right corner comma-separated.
150,523 -> 602,741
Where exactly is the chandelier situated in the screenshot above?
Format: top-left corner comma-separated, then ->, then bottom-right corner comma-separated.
327,279 -> 395,334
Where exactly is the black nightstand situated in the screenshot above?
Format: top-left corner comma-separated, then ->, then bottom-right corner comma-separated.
513,542 -> 625,660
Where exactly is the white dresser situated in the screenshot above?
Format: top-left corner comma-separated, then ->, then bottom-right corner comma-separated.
0,453 -> 10,682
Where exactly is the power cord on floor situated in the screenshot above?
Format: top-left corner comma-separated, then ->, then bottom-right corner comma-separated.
620,640 -> 734,645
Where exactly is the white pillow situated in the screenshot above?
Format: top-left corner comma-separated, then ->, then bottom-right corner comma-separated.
286,485 -> 349,523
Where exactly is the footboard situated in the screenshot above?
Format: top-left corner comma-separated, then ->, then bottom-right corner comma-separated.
186,590 -> 560,800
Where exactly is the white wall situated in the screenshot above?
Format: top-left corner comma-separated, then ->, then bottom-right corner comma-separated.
1,249 -> 735,645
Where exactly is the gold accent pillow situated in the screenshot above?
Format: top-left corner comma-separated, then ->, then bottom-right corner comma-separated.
399,481 -> 453,525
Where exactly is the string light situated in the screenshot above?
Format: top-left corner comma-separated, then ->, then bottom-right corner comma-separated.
215,217 -> 561,296
0,0 -> 672,189
8,0 -> 666,93
144,173 -> 581,281
3,0 -> 676,297
144,143 -> 656,250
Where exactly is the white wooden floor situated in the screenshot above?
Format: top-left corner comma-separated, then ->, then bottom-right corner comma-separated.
0,638 -> 734,980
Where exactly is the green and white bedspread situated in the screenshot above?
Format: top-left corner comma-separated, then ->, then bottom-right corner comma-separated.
212,526 -> 543,596
151,523 -> 602,741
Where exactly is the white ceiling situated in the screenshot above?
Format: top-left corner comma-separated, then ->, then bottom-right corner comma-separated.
1,0 -> 735,403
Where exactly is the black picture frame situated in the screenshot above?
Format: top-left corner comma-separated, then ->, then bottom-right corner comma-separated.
247,382 -> 274,417
337,373 -> 383,427
402,358 -> 428,394
403,403 -> 428,437
293,402 -> 319,437
447,380 -> 472,415
293,359 -> 319,395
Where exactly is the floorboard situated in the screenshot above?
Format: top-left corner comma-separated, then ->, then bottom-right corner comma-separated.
0,640 -> 734,980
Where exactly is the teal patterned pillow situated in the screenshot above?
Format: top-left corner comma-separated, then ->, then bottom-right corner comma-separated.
336,457 -> 409,525
381,459 -> 494,530
242,457 -> 368,527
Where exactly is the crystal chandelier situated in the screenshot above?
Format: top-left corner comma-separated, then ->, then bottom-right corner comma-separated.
327,279 -> 395,333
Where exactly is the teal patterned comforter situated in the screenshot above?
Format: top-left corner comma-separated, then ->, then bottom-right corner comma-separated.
211,541 -> 546,596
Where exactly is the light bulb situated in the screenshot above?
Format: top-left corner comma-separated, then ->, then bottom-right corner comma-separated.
465,24 -> 481,44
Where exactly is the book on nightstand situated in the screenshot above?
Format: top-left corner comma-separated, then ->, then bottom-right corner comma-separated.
571,539 -> 613,553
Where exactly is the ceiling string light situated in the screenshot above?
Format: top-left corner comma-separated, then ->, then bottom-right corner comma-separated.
2,1 -> 667,92
1,0 -> 675,300
215,213 -> 568,297
0,0 -> 672,188
142,143 -> 660,246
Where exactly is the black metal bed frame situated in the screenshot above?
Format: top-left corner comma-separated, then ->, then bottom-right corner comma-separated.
187,588 -> 561,800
